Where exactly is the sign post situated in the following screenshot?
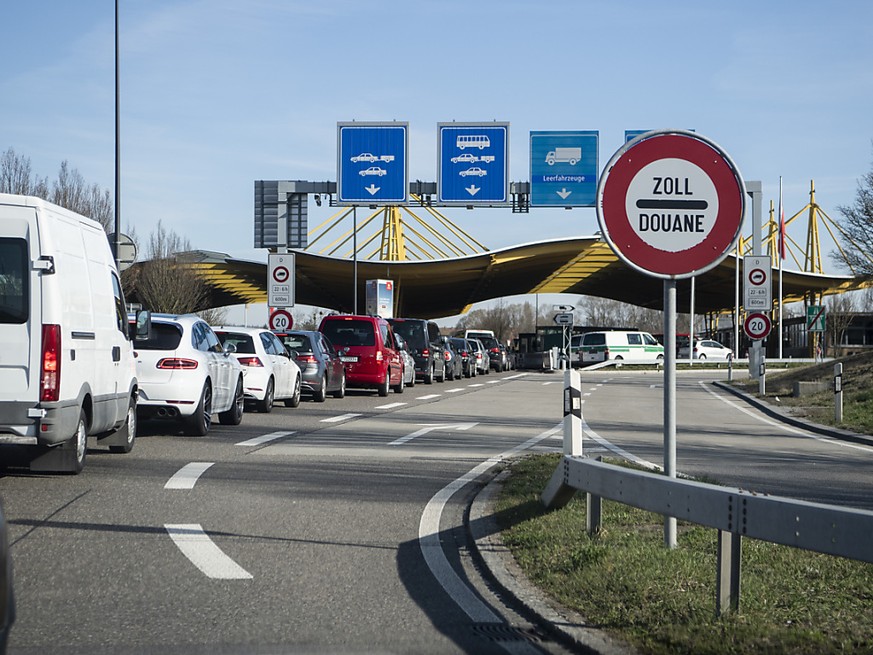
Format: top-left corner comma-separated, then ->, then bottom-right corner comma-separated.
597,129 -> 745,548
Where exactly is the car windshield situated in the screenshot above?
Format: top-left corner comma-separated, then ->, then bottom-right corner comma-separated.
390,321 -> 426,348
321,319 -> 375,347
132,322 -> 183,350
216,332 -> 256,354
283,334 -> 312,351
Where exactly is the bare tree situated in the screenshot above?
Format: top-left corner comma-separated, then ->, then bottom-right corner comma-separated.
826,293 -> 856,356
831,144 -> 873,275
1,148 -> 113,230
125,221 -> 210,315
0,148 -> 49,196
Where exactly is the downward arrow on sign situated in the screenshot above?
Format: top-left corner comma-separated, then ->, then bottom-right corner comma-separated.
365,184 -> 381,195
465,185 -> 480,196
557,188 -> 572,200
389,422 -> 478,446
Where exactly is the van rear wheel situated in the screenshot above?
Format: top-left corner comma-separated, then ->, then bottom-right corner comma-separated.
378,372 -> 390,397
109,395 -> 137,453
68,410 -> 88,474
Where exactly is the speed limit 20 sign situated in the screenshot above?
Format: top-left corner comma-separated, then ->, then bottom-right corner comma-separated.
744,312 -> 772,340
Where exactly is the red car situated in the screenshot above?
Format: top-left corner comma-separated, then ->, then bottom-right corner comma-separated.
318,315 -> 405,396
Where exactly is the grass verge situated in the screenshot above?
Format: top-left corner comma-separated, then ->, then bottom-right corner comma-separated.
494,453 -> 873,655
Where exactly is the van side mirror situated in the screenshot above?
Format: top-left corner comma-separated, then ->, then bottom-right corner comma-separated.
135,310 -> 152,341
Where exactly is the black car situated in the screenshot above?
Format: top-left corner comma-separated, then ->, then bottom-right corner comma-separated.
478,335 -> 508,372
449,337 -> 477,378
275,330 -> 346,401
439,335 -> 463,380
387,318 -> 446,384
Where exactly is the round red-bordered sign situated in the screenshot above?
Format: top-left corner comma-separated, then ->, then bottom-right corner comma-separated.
269,309 -> 293,331
743,312 -> 771,340
748,268 -> 767,286
597,130 -> 745,279
272,265 -> 290,283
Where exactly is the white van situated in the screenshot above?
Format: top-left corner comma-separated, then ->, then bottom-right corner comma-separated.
0,194 -> 138,473
578,331 -> 664,364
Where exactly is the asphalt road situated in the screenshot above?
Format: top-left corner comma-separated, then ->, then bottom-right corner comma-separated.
3,366 -> 872,654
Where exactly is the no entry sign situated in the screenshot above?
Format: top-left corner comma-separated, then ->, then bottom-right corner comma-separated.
596,130 -> 745,279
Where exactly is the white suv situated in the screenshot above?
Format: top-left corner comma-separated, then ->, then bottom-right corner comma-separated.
131,313 -> 244,435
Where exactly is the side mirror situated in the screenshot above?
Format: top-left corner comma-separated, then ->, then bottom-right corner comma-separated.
135,309 -> 152,341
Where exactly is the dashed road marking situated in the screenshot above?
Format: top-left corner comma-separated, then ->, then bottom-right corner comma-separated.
165,524 -> 252,580
165,462 -> 214,490
375,402 -> 407,409
417,394 -> 440,400
236,431 -> 295,447
321,413 -> 362,423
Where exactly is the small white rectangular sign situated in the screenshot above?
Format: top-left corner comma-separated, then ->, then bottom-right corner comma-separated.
743,255 -> 771,311
268,253 -> 295,308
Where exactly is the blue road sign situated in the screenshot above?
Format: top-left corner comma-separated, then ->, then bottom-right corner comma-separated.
625,129 -> 650,142
530,131 -> 598,207
338,122 -> 408,205
438,123 -> 509,204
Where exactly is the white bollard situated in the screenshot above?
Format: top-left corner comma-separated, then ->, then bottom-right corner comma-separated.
563,368 -> 582,456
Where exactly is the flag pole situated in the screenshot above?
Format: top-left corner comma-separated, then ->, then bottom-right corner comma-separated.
778,176 -> 784,359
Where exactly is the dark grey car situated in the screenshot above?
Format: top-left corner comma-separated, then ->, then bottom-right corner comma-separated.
275,330 -> 346,402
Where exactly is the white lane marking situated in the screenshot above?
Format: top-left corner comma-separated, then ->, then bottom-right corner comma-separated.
321,413 -> 362,423
542,381 -> 559,385
236,431 -> 295,447
468,383 -> 484,388
165,524 -> 252,580
375,402 -> 407,409
487,380 -> 500,384
701,382 -> 873,453
165,462 -> 214,490
417,394 -> 441,400
505,373 -> 526,380
389,422 -> 478,446
419,425 -> 561,625
446,388 -> 464,393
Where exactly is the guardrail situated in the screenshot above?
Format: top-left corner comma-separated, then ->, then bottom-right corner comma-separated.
542,369 -> 873,615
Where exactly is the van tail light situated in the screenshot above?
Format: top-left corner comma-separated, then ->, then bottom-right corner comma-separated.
444,351 -> 451,361
490,347 -> 500,354
421,348 -> 430,357
237,356 -> 264,367
375,350 -> 384,361
157,358 -> 199,370
40,324 -> 61,402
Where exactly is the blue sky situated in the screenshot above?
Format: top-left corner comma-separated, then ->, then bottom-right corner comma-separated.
3,1 -> 872,320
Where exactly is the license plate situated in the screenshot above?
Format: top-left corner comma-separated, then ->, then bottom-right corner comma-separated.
340,356 -> 358,363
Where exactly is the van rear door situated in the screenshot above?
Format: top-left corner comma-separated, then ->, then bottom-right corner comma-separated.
0,204 -> 42,423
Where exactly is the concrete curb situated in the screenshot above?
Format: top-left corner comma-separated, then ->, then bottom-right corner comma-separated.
713,380 -> 873,448
468,470 -> 637,655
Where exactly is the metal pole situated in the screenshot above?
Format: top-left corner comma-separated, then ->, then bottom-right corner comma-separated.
835,362 -> 843,423
113,0 -> 121,264
689,276 -> 695,365
353,206 -> 358,314
663,279 -> 677,548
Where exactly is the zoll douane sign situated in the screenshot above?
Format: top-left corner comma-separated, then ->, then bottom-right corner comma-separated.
596,130 -> 746,279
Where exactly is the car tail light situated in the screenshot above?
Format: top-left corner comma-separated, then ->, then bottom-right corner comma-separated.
443,351 -> 451,361
422,348 -> 430,357
490,347 -> 499,354
40,324 -> 61,402
296,354 -> 317,364
238,356 -> 264,367
461,350 -> 468,357
376,350 -> 383,361
157,358 -> 199,370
